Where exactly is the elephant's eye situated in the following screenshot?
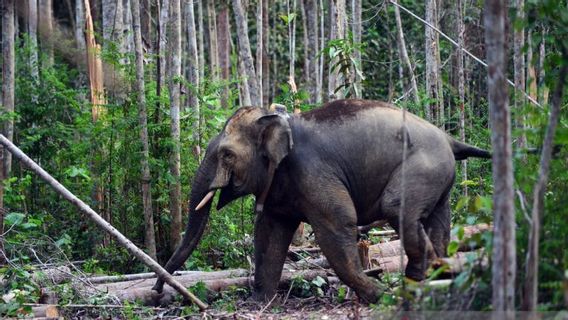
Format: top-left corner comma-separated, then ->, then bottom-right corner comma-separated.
220,149 -> 236,163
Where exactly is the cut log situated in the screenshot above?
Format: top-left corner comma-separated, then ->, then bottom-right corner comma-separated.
370,251 -> 487,274
88,269 -> 247,285
95,269 -> 249,292
102,269 -> 330,306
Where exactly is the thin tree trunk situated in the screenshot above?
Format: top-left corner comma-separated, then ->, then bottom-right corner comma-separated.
513,0 -> 527,150
0,0 -> 16,266
140,0 -> 151,46
28,0 -> 39,83
132,0 -> 157,261
75,0 -> 86,52
156,0 -> 168,125
197,0 -> 205,83
217,5 -> 231,107
38,0 -> 54,66
392,0 -> 419,105
232,0 -> 261,106
262,0 -> 270,106
538,29 -> 548,106
256,0 -> 263,108
305,0 -> 319,104
425,0 -> 443,124
186,0 -> 201,158
288,0 -> 297,96
300,0 -> 309,88
168,0 -> 183,251
328,0 -> 346,99
485,0 -> 516,316
318,0 -> 324,103
522,60 -> 568,312
351,0 -> 362,97
207,0 -> 219,79
526,31 -> 537,101
122,0 -> 134,58
456,0 -> 467,197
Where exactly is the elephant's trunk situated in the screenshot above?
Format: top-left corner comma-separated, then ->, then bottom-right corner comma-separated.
152,154 -> 217,293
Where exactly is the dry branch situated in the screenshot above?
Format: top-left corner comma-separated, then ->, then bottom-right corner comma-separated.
0,135 -> 208,310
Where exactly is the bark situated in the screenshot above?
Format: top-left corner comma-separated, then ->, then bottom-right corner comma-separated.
38,0 -> 54,66
288,0 -> 297,94
98,269 -> 328,306
304,0 -> 319,104
485,0 -> 516,315
168,0 -> 183,251
122,0 -> 134,56
186,0 -> 201,159
28,0 -> 39,83
0,0 -> 16,266
456,0 -> 467,197
318,0 -> 324,103
156,0 -> 168,125
328,0 -> 346,99
425,0 -> 443,124
526,31 -> 537,101
261,0 -> 270,106
351,0 -> 362,97
522,62 -> 568,311
256,0 -> 263,108
197,0 -> 205,82
102,0 -> 123,44
140,0 -> 151,46
232,0 -> 261,106
132,0 -> 157,261
0,135 -> 207,310
217,5 -> 231,107
513,0 -> 527,150
207,0 -> 219,79
538,29 -> 548,106
392,0 -> 419,105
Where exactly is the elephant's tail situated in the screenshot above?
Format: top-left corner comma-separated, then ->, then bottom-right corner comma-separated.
449,138 -> 491,160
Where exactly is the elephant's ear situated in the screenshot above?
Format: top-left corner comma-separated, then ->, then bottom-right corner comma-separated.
256,114 -> 294,167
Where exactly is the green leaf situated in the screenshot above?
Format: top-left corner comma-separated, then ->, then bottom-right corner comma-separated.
311,276 -> 326,287
447,241 -> 459,257
5,212 -> 25,227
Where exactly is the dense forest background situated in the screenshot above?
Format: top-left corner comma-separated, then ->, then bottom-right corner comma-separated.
1,0 -> 568,315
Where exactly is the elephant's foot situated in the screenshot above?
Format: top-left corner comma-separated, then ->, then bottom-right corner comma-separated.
353,280 -> 381,303
152,279 -> 165,293
251,288 -> 278,302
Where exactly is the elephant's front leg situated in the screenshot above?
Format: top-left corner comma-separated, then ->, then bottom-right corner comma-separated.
253,212 -> 299,301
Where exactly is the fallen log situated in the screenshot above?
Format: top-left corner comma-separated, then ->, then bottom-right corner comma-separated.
368,224 -> 491,259
95,269 -> 249,292
370,251 -> 487,274
103,269 -> 331,306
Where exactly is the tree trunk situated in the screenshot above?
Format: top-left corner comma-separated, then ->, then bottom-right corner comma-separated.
232,0 -> 261,107
217,5 -> 231,107
304,0 -> 319,104
526,31 -> 537,101
538,29 -> 548,106
262,0 -> 270,106
140,0 -> 151,47
522,61 -> 568,312
0,0 -> 16,266
425,0 -> 443,125
132,0 -> 157,261
392,0 -> 419,105
207,0 -> 219,79
328,0 -> 346,99
38,0 -> 54,66
197,0 -> 205,83
156,0 -> 168,124
351,0 -> 362,97
288,0 -> 297,96
186,0 -> 201,158
28,0 -> 39,83
256,0 -> 263,108
168,0 -> 183,251
122,0 -> 134,58
318,0 -> 324,103
513,0 -> 527,150
485,0 -> 516,316
456,0 -> 467,197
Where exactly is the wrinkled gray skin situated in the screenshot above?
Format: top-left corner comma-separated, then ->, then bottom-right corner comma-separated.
152,99 -> 490,303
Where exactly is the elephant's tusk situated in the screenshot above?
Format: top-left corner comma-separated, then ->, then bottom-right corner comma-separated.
195,190 -> 216,211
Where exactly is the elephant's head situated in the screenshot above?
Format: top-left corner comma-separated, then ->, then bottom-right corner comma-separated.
195,107 -> 294,213
153,107 -> 293,292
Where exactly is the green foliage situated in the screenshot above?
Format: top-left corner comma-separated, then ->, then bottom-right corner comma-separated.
322,32 -> 365,98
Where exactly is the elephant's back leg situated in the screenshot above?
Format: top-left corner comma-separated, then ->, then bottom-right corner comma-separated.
423,191 -> 452,258
379,155 -> 455,280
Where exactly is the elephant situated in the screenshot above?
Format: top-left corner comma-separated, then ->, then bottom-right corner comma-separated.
152,99 -> 490,303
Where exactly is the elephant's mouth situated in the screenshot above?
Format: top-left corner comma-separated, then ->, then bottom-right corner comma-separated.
195,174 -> 246,211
